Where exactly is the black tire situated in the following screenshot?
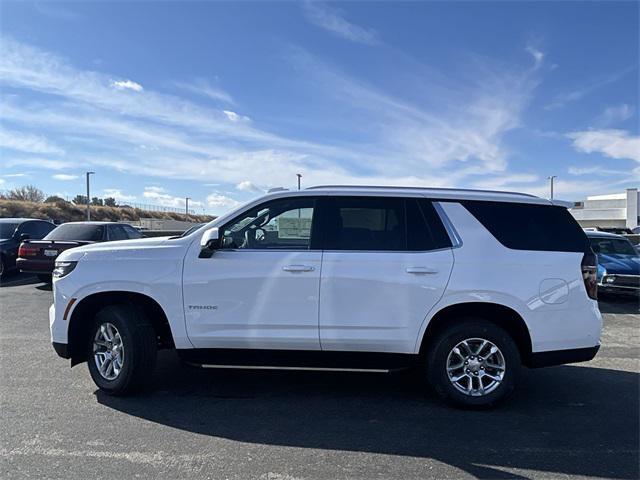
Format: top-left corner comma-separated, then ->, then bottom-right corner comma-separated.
427,318 -> 520,408
0,255 -> 6,279
87,304 -> 157,395
37,274 -> 52,284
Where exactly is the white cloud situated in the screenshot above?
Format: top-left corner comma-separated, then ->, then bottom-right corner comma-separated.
567,129 -> 640,162
236,180 -> 263,192
303,1 -> 378,45
223,110 -> 250,123
526,45 -> 545,69
52,173 -> 79,181
0,178 -> 5,185
206,193 -> 241,209
0,127 -> 64,154
596,104 -> 634,127
110,79 -> 143,92
102,188 -> 136,202
174,79 -> 234,104
142,186 -> 202,209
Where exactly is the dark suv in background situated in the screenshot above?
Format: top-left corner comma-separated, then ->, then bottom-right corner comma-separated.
0,218 -> 57,278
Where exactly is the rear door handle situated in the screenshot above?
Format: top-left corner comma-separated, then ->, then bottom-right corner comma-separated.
282,265 -> 315,273
406,267 -> 439,274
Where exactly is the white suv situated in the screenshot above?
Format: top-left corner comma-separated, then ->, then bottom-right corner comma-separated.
49,186 -> 602,407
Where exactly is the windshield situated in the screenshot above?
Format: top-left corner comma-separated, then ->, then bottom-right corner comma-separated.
0,223 -> 19,239
591,237 -> 638,256
44,224 -> 104,241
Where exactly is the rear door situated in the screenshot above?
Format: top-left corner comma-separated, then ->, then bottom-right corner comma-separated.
317,196 -> 454,353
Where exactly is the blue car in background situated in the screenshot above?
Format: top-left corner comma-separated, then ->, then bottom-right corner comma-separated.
586,231 -> 640,295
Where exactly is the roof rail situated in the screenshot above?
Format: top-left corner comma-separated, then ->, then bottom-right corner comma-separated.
305,185 -> 538,198
267,187 -> 289,193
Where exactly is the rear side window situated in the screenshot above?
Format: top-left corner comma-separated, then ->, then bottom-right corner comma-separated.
322,197 -> 406,251
320,197 -> 452,251
461,201 -> 590,252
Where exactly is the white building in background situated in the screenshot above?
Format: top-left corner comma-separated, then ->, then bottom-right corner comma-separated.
570,188 -> 639,229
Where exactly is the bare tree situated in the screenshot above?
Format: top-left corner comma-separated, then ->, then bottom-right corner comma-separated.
7,185 -> 45,203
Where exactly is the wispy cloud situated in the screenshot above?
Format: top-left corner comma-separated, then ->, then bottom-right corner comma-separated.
52,173 -> 79,181
0,127 -> 64,155
567,129 -> 640,162
206,193 -> 241,209
595,104 -> 635,127
303,1 -> 378,45
236,180 -> 264,193
143,186 -> 202,208
110,79 -> 143,92
545,68 -> 634,110
174,78 -> 234,104
223,110 -> 250,123
526,44 -> 545,70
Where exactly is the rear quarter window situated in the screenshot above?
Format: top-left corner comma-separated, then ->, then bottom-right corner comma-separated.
461,201 -> 590,252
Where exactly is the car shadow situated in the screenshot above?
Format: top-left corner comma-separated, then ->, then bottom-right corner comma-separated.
97,351 -> 639,479
599,295 -> 639,314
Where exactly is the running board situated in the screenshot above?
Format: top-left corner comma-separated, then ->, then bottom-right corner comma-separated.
177,348 -> 418,372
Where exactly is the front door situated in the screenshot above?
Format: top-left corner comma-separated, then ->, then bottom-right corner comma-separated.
183,196 -> 322,350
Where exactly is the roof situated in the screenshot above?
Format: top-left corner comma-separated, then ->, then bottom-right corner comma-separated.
299,185 -> 551,205
0,218 -> 50,223
57,221 -> 129,225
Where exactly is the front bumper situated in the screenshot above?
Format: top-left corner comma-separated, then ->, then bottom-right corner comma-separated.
599,274 -> 639,292
528,345 -> 600,368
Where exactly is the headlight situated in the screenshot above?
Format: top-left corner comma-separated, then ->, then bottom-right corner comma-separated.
53,261 -> 77,279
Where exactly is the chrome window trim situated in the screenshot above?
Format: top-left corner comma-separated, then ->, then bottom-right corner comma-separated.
433,201 -> 463,249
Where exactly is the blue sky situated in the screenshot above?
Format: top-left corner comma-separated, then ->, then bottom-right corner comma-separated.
0,1 -> 638,214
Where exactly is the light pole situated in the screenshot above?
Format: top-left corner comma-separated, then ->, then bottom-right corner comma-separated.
85,171 -> 95,221
185,197 -> 191,217
547,175 -> 557,200
296,173 -> 302,190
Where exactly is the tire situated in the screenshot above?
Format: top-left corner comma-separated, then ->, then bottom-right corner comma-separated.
0,255 -> 6,278
427,318 -> 520,408
87,304 -> 157,395
37,274 -> 52,284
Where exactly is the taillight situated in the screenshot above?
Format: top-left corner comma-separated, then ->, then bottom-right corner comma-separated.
18,245 -> 38,257
581,251 -> 598,300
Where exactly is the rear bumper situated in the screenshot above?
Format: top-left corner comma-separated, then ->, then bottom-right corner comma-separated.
16,258 -> 54,274
52,342 -> 70,359
528,345 -> 600,368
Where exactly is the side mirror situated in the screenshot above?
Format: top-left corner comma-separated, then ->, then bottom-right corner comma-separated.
199,227 -> 220,256
19,233 -> 30,241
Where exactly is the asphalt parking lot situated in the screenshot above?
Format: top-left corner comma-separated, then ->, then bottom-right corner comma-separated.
1,273 -> 638,480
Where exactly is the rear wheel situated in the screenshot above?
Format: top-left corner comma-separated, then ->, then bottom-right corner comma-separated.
0,255 -> 6,278
87,304 -> 157,395
427,318 -> 520,408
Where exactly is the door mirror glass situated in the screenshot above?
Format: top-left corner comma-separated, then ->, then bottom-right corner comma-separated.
200,227 -> 220,251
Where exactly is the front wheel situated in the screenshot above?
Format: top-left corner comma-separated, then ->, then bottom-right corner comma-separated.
87,305 -> 157,395
427,318 -> 521,408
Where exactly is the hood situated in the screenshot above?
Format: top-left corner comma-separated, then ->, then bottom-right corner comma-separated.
57,236 -> 171,262
598,253 -> 640,275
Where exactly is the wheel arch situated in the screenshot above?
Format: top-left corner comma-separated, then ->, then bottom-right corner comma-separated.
67,291 -> 174,366
418,302 -> 533,366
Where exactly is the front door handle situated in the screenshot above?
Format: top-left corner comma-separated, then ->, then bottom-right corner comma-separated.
282,265 -> 315,273
406,267 -> 438,274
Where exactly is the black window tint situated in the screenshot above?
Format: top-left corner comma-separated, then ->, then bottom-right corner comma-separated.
322,197 -> 406,251
34,222 -> 56,239
462,201 -> 590,252
405,199 -> 452,251
20,222 -> 40,237
109,225 -> 128,241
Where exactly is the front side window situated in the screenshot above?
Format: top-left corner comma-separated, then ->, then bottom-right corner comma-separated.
221,198 -> 315,250
109,225 -> 128,241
